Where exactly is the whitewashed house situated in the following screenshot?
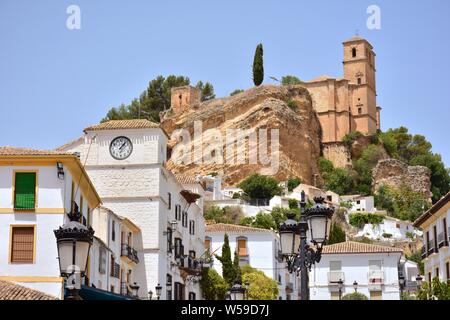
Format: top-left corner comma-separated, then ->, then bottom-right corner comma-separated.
355,215 -> 420,242
413,192 -> 450,283
310,241 -> 403,300
341,195 -> 376,212
59,119 -> 206,300
205,223 -> 299,300
0,147 -> 101,299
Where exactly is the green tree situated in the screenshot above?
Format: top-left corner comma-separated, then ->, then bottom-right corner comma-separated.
196,81 -> 216,101
328,222 -> 346,244
341,292 -> 369,300
102,75 -> 215,123
215,234 -> 236,286
239,212 -> 277,230
252,44 -> 264,86
241,265 -> 279,300
238,174 -> 282,200
233,251 -> 241,283
287,178 -> 301,192
281,75 -> 302,85
417,277 -> 450,300
230,89 -> 244,96
352,144 -> 386,196
406,250 -> 424,275
200,268 -> 228,300
204,205 -> 244,224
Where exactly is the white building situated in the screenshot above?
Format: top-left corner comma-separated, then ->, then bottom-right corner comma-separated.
310,241 -> 403,300
60,119 -> 205,300
356,215 -> 421,242
414,192 -> 450,283
0,147 -> 101,299
340,195 -> 376,212
205,223 -> 299,300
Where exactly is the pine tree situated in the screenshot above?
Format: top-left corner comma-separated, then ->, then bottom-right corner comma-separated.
233,251 -> 241,283
215,233 -> 235,286
252,44 -> 264,86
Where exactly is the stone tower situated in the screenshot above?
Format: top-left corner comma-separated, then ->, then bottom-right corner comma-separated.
343,36 -> 378,134
170,85 -> 201,115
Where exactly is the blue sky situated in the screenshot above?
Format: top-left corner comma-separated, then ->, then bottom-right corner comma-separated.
0,0 -> 449,166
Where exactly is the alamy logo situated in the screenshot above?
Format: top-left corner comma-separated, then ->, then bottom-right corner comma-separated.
367,5 -> 381,30
171,121 -> 280,175
66,5 -> 81,30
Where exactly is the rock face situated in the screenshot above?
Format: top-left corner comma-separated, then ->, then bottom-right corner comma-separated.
161,85 -> 323,187
372,158 -> 432,200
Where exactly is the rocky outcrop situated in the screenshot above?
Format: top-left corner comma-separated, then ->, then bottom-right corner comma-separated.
161,85 -> 323,186
372,158 -> 432,200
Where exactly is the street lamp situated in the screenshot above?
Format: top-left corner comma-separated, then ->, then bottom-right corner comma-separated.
155,284 -> 162,300
54,202 -> 94,300
278,192 -> 334,300
130,282 -> 140,298
399,276 -> 405,299
353,281 -> 358,293
416,275 -> 423,289
226,280 -> 246,300
148,290 -> 153,300
337,279 -> 344,300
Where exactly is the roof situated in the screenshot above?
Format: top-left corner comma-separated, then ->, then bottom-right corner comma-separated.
175,174 -> 198,185
0,146 -> 72,156
0,280 -> 58,300
322,241 -> 403,255
83,119 -> 161,133
55,136 -> 84,151
414,192 -> 450,227
206,223 -> 274,234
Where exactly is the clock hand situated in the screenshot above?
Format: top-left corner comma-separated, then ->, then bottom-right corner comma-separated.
119,142 -> 126,150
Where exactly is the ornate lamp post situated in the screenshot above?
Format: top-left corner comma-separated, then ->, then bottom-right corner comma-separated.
130,282 -> 140,298
155,284 -> 162,300
337,279 -> 344,300
278,192 -> 334,300
53,202 -> 94,300
148,290 -> 153,300
226,280 -> 247,300
416,275 -> 423,289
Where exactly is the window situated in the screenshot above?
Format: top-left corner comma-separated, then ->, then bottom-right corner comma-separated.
112,220 -> 116,242
110,285 -> 115,293
188,292 -> 196,300
174,282 -> 185,300
79,196 -> 84,223
168,192 -> 171,210
167,228 -> 173,253
352,47 -> 357,58
174,238 -> 183,258
433,225 -> 438,250
182,211 -> 188,228
166,274 -> 172,300
435,267 -> 440,279
444,218 -> 448,241
188,251 -> 196,269
10,226 -> 35,263
446,262 -> 449,281
428,272 -> 432,283
358,107 -> 362,115
99,247 -> 106,274
14,172 -> 37,210
237,237 -> 248,256
357,78 -> 362,85
175,205 -> 181,221
205,237 -> 211,252
189,220 -> 195,235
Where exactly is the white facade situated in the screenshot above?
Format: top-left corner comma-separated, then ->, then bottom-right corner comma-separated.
341,195 -> 376,213
0,152 -> 101,299
309,242 -> 403,300
356,216 -> 421,242
61,121 -> 205,300
205,224 -> 299,300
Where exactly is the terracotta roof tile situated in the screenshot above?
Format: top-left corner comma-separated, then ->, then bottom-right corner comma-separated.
0,280 -> 58,300
205,223 -> 274,234
322,241 -> 403,254
83,119 -> 160,132
175,174 -> 198,185
0,146 -> 72,156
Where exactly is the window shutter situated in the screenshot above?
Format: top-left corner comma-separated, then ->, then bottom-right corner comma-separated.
11,227 -> 34,263
14,173 -> 36,210
237,238 -> 247,256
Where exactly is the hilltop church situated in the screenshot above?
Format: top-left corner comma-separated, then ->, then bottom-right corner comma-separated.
169,36 -> 381,168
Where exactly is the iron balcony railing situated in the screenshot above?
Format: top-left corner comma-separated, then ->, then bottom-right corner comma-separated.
427,240 -> 436,254
421,246 -> 427,259
327,271 -> 345,283
121,243 -> 139,264
368,270 -> 384,291
110,262 -> 120,278
438,232 -> 448,248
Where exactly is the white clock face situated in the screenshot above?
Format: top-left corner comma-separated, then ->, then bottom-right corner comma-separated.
110,136 -> 133,160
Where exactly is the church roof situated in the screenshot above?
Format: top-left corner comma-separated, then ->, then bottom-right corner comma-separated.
0,146 -> 72,156
84,119 -> 161,132
205,223 -> 275,234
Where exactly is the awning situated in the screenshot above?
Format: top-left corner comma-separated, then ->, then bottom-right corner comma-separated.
77,285 -> 137,300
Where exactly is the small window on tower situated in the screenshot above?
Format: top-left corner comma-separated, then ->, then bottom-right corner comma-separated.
357,78 -> 362,85
358,107 -> 362,114
352,47 -> 357,58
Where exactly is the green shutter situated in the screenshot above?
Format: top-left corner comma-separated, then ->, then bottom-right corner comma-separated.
15,172 -> 36,210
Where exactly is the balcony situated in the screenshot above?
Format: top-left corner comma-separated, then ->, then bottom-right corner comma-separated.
368,270 -> 384,291
427,240 -> 437,255
421,246 -> 428,259
110,262 -> 120,279
438,232 -> 448,248
121,243 -> 139,264
327,271 -> 345,284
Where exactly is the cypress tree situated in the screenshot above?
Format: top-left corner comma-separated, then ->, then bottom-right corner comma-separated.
215,233 -> 235,286
233,251 -> 241,283
252,43 -> 264,86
